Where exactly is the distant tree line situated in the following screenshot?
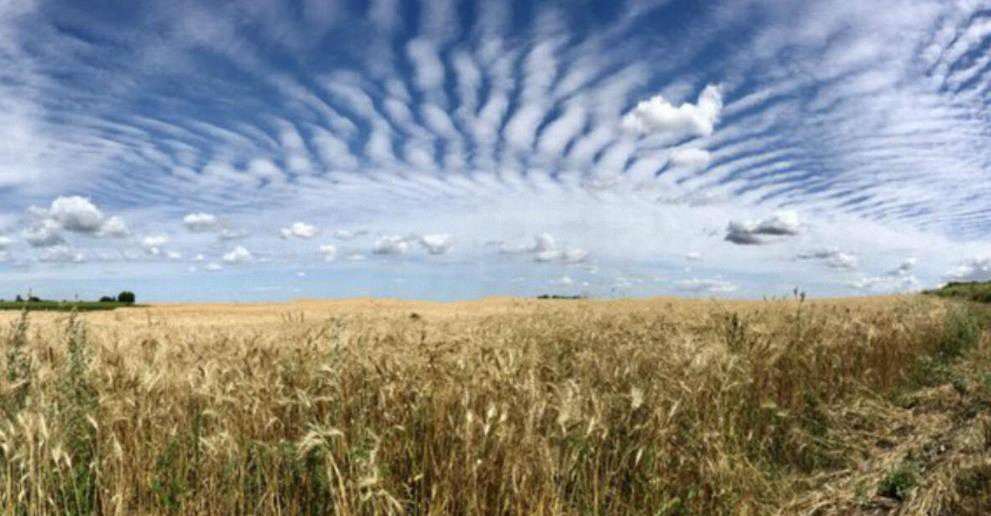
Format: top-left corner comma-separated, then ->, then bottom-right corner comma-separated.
4,291 -> 136,304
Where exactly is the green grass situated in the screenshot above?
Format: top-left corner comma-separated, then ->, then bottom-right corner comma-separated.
0,301 -> 142,312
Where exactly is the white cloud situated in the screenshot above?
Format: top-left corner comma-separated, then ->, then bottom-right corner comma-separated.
890,258 -> 916,276
47,196 -> 104,233
97,216 -> 129,238
501,233 -> 587,264
166,251 -> 183,261
373,235 -> 412,255
222,245 -> 253,264
685,251 -> 702,261
206,262 -> 223,271
38,245 -> 84,263
183,212 -> 218,232
797,249 -> 858,270
141,235 -> 169,255
849,274 -> 919,293
556,275 -> 574,286
622,84 -> 723,139
334,229 -> 367,240
419,234 -> 452,254
319,244 -> 337,261
668,147 -> 712,169
725,210 -> 801,245
677,278 -> 738,293
947,257 -> 991,282
280,221 -> 319,239
0,236 -> 12,250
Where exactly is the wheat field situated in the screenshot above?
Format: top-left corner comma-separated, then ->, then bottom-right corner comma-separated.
0,296 -> 989,514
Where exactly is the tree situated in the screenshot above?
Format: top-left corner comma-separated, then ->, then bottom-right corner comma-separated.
117,291 -> 135,304
15,295 -> 22,303
99,296 -> 115,303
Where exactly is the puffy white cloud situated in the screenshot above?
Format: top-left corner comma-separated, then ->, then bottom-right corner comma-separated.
141,235 -> 169,255
0,236 -> 12,249
166,251 -> 182,261
685,251 -> 702,261
556,275 -> 574,286
47,196 -> 104,233
97,216 -> 129,238
419,233 -> 453,254
849,274 -> 919,292
797,249 -> 858,270
501,233 -> 587,264
677,278 -> 738,293
280,222 -> 319,239
223,245 -> 254,263
725,211 -> 801,245
319,244 -> 337,261
622,85 -> 722,139
373,235 -> 412,255
183,212 -> 218,232
206,262 -> 223,271
38,245 -> 84,263
890,258 -> 916,276
222,245 -> 253,264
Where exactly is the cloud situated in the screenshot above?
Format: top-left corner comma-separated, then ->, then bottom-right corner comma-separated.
23,221 -> 65,247
38,245 -> 84,263
622,85 -> 722,139
97,216 -> 129,238
218,228 -> 248,241
419,233 -> 452,254
725,211 -> 801,245
47,196 -> 104,233
183,212 -> 218,232
280,221 -> 319,239
373,235 -> 412,255
668,147 -> 712,169
889,258 -> 916,276
206,262 -> 223,271
947,257 -> 991,282
849,274 -> 919,293
334,229 -> 368,240
141,235 -> 169,255
0,236 -> 12,250
222,245 -> 253,264
677,278 -> 738,293
319,244 -> 337,261
501,233 -> 588,264
797,249 -> 858,270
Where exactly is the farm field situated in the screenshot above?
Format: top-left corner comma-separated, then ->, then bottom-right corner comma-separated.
1,296 -> 990,514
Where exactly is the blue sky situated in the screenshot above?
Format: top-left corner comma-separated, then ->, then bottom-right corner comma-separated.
1,0 -> 991,301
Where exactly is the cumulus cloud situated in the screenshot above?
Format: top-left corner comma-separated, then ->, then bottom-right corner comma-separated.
183,212 -> 218,232
501,233 -> 588,264
97,216 -> 129,238
373,235 -> 412,255
849,274 -> 919,293
39,245 -> 84,263
419,234 -> 452,254
141,235 -> 169,255
677,278 -> 738,293
280,222 -> 319,239
797,249 -> 858,270
222,245 -> 253,264
0,236 -> 12,250
23,221 -> 65,247
725,211 -> 801,245
47,196 -> 104,233
206,262 -> 223,271
622,84 -> 722,139
319,244 -> 337,261
890,258 -> 916,276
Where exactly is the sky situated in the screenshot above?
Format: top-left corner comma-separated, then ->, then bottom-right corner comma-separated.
1,0 -> 991,302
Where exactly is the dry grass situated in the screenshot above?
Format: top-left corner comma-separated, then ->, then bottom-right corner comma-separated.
0,295 -> 983,514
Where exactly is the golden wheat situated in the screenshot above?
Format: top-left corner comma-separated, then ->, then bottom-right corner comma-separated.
0,295 -> 980,514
